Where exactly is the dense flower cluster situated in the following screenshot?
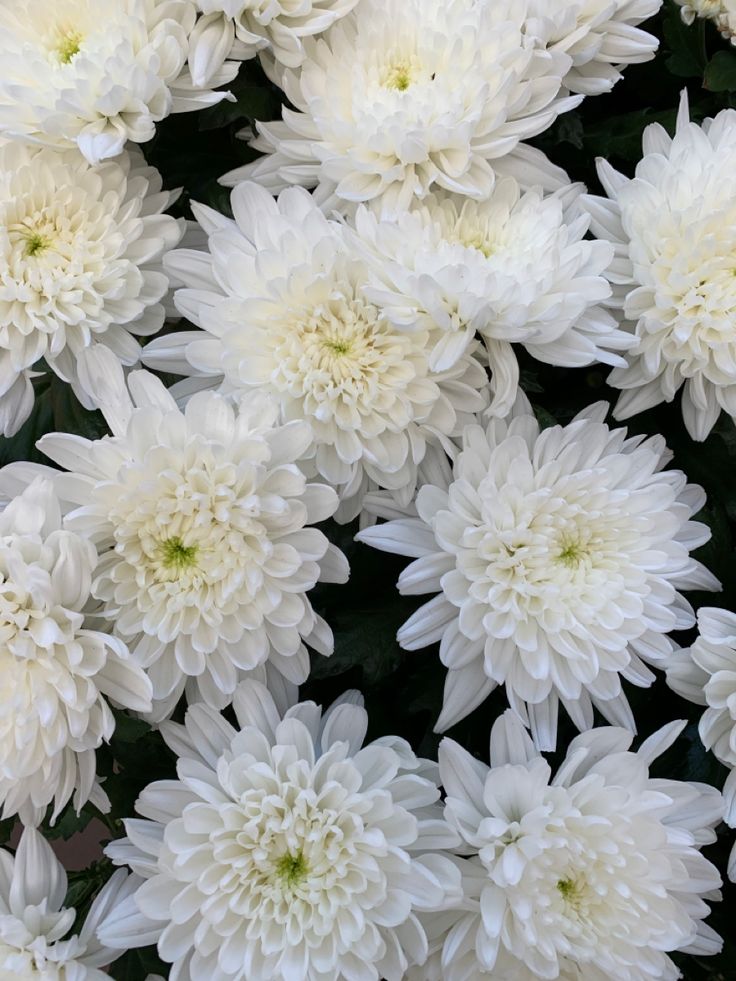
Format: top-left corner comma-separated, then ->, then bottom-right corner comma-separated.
1,0 -> 736,977
144,181 -> 488,519
351,181 -> 630,415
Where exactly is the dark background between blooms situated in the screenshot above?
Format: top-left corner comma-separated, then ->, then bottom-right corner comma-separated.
2,2 -> 736,977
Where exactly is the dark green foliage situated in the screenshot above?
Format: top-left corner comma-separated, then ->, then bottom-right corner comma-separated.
3,2 -> 736,977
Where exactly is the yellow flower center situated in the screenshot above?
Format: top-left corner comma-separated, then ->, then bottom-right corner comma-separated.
384,64 -> 413,91
56,30 -> 83,64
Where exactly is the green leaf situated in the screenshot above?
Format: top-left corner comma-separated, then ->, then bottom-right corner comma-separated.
663,3 -> 707,78
704,50 -> 736,92
112,711 -> 154,744
583,108 -> 678,162
43,801 -> 94,841
109,947 -> 168,980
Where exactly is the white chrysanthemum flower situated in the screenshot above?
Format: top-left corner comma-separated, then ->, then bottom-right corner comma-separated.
0,827 -> 139,980
0,0 -> 238,165
676,0 -> 736,43
143,182 -> 488,520
187,0 -> 359,89
431,711 -> 724,980
525,0 -> 662,96
0,142 -> 183,438
583,94 -> 736,440
219,0 -> 581,213
0,477 -> 152,824
98,680 -> 462,980
668,606 -> 736,882
357,399 -> 720,746
352,181 -> 630,415
0,371 -> 348,722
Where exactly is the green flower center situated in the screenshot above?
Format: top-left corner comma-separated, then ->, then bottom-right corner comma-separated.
160,537 -> 199,571
56,31 -> 83,63
275,851 -> 308,887
322,338 -> 352,356
24,233 -> 52,257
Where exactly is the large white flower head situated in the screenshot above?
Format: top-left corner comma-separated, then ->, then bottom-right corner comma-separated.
0,477 -> 152,824
352,180 -> 630,416
144,182 -> 488,520
583,93 -> 736,440
0,0 -> 238,165
99,680 -> 462,980
668,606 -> 736,881
187,0 -> 359,89
0,828 -> 138,980
0,371 -> 348,723
358,399 -> 720,746
675,0 -> 736,43
432,711 -> 724,980
0,142 -> 183,438
219,0 -> 581,213
525,0 -> 662,96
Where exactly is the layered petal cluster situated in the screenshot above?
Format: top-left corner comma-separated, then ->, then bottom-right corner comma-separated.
676,0 -> 736,43
0,143 -> 183,437
0,828 -> 137,980
99,680 -> 462,980
668,607 -> 736,880
0,372 -> 348,722
352,181 -> 630,416
188,0 -> 359,88
0,478 -> 152,823
358,400 -> 719,745
0,0 -> 238,164
144,182 -> 488,520
525,0 -> 662,96
221,0 -> 581,213
583,94 -> 736,440
429,712 -> 723,980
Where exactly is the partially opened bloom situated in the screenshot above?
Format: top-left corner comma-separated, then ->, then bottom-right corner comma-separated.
0,0 -> 238,164
187,0 -> 359,88
99,680 -> 462,980
583,94 -> 736,440
0,371 -> 348,722
0,478 -> 152,823
525,0 -> 662,96
0,143 -> 183,437
220,0 -> 580,213
668,606 -> 736,881
358,400 -> 719,745
675,0 -> 736,43
0,827 -> 137,979
352,181 -> 630,415
143,182 -> 488,519
432,711 -> 723,979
